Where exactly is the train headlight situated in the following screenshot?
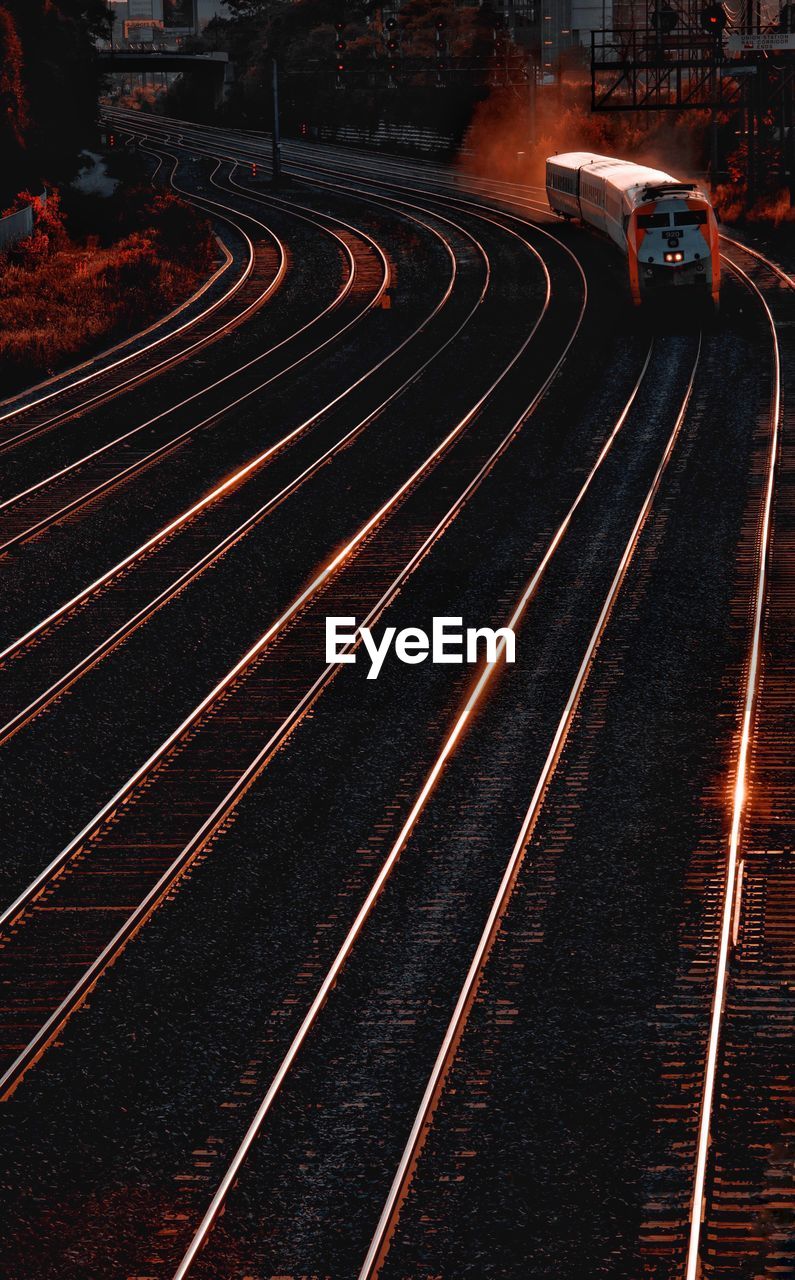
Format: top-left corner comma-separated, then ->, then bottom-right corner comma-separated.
664,251 -> 684,264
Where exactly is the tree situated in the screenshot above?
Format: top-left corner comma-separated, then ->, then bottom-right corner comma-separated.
221,0 -> 272,18
0,1 -> 113,206
0,7 -> 28,203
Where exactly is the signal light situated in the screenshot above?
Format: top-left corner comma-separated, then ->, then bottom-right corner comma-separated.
387,37 -> 398,50
109,133 -> 115,147
251,161 -> 257,176
435,16 -> 446,28
700,2 -> 726,31
333,18 -> 347,82
385,16 -> 398,29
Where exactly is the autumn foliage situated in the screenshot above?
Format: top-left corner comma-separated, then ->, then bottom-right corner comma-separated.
0,0 -> 112,205
0,190 -> 216,391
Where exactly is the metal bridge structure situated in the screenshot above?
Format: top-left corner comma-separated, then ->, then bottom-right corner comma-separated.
98,49 -> 233,106
590,5 -> 795,195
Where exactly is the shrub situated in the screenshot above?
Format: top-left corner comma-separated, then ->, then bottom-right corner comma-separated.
0,187 -> 216,391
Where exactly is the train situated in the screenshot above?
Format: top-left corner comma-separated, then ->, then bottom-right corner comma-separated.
545,152 -> 720,308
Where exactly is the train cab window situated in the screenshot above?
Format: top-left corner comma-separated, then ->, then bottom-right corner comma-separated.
637,212 -> 670,228
674,211 -> 707,226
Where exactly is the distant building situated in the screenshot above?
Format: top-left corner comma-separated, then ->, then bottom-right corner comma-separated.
106,0 -> 220,44
571,0 -> 613,43
493,0 -> 613,73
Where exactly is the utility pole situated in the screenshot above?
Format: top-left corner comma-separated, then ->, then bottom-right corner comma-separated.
271,55 -> 281,187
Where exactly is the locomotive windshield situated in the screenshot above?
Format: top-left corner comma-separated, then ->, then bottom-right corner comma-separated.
674,211 -> 708,226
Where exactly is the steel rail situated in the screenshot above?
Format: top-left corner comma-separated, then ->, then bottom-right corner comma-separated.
121,113 -> 795,297
1,122 -> 585,737
0,174 -> 560,959
169,331 -> 674,1280
0,155 -> 484,667
317,161 -> 790,1280
680,247 -> 783,1280
123,119 -> 592,387
718,233 -> 795,287
379,159 -> 793,1280
0,201 -> 567,1101
0,160 -> 388,549
357,333 -> 702,1280
0,173 -> 490,743
0,150 -> 262,452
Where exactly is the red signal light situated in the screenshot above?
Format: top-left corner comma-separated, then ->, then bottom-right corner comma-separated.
700,3 -> 727,30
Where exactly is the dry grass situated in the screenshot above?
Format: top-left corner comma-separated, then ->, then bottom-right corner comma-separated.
0,193 -> 215,391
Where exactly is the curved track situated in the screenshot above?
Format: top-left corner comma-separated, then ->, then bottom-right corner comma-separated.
0,117 -> 789,1280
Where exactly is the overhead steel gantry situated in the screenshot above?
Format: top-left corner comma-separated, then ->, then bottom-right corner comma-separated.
591,20 -> 764,113
590,6 -> 795,195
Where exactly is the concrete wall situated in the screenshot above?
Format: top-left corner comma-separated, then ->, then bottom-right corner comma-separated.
0,193 -> 46,253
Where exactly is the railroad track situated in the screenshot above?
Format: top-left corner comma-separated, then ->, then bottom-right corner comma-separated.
151,328 -> 704,1278
691,241 -> 794,1279
0,125 -> 789,1280
0,158 -> 497,746
349,210 -> 786,1280
0,159 -> 388,557
105,122 -> 792,1278
0,150 -> 268,457
0,140 -> 585,1101
0,122 -> 665,1280
0,123 -> 583,834
637,241 -> 792,1279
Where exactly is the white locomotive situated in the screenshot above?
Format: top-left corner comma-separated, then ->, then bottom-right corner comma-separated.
546,151 -> 720,307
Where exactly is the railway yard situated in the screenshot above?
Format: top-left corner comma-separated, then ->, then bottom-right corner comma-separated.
0,116 -> 792,1279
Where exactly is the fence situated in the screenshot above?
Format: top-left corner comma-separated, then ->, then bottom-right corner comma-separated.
0,191 -> 47,253
314,121 -> 458,156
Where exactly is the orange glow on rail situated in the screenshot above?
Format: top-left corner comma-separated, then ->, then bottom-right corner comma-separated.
684,255 -> 782,1280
